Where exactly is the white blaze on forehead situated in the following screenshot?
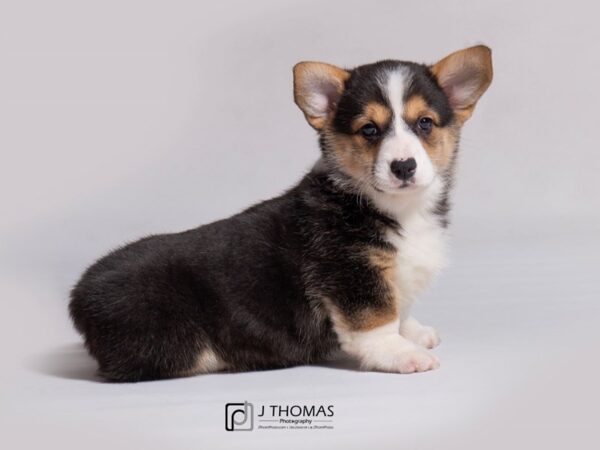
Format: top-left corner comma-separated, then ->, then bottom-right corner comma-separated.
385,69 -> 408,128
383,67 -> 419,151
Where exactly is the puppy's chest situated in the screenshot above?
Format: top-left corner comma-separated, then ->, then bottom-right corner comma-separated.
385,213 -> 447,302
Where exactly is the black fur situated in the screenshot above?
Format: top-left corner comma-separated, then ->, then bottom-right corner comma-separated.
70,168 -> 405,381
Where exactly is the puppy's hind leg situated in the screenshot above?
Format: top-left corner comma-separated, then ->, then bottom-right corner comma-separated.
179,347 -> 229,377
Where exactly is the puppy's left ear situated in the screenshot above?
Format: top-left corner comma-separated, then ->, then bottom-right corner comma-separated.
431,45 -> 493,122
293,62 -> 350,130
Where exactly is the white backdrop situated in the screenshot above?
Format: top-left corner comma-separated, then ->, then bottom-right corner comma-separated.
1,1 -> 599,449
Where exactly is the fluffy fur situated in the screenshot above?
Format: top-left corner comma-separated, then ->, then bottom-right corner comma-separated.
70,46 -> 493,381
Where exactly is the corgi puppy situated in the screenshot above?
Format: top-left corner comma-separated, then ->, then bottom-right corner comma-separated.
70,46 -> 493,382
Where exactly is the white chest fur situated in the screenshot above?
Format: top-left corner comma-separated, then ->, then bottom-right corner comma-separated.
370,179 -> 448,317
387,212 -> 447,314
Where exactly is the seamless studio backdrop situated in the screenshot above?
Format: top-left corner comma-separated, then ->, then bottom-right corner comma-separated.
1,1 -> 599,449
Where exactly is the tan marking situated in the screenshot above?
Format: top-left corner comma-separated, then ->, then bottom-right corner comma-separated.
324,302 -> 396,334
423,123 -> 461,170
403,95 -> 441,125
322,102 -> 393,183
351,102 -> 392,132
322,129 -> 380,182
322,296 -> 397,335
360,247 -> 400,330
356,305 -> 398,331
320,247 -> 400,333
402,95 -> 461,171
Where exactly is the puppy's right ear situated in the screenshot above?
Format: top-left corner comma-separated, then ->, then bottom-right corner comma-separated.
293,62 -> 349,130
431,45 -> 493,123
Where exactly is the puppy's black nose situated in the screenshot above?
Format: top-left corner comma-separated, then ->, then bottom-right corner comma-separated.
390,158 -> 417,181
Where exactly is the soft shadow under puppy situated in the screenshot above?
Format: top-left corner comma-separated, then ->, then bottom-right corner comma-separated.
29,344 -> 361,382
28,343 -> 102,382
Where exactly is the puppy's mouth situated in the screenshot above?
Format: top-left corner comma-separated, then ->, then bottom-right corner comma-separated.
371,176 -> 426,194
398,179 -> 417,189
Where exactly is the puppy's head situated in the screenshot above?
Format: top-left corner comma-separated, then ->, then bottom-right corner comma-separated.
293,46 -> 493,194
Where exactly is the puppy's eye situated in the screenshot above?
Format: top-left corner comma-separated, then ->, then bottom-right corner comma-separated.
417,117 -> 434,133
360,123 -> 379,138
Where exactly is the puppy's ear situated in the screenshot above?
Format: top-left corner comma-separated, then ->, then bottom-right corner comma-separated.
431,45 -> 493,122
293,62 -> 350,130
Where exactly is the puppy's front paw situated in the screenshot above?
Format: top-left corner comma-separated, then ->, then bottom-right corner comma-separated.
340,323 -> 440,375
400,317 -> 441,349
412,326 -> 441,349
394,347 -> 440,374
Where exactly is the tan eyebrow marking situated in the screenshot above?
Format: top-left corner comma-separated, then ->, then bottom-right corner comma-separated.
351,102 -> 392,132
403,95 -> 441,124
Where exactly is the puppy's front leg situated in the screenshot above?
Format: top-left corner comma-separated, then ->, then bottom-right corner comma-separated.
332,318 -> 439,374
400,316 -> 441,349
